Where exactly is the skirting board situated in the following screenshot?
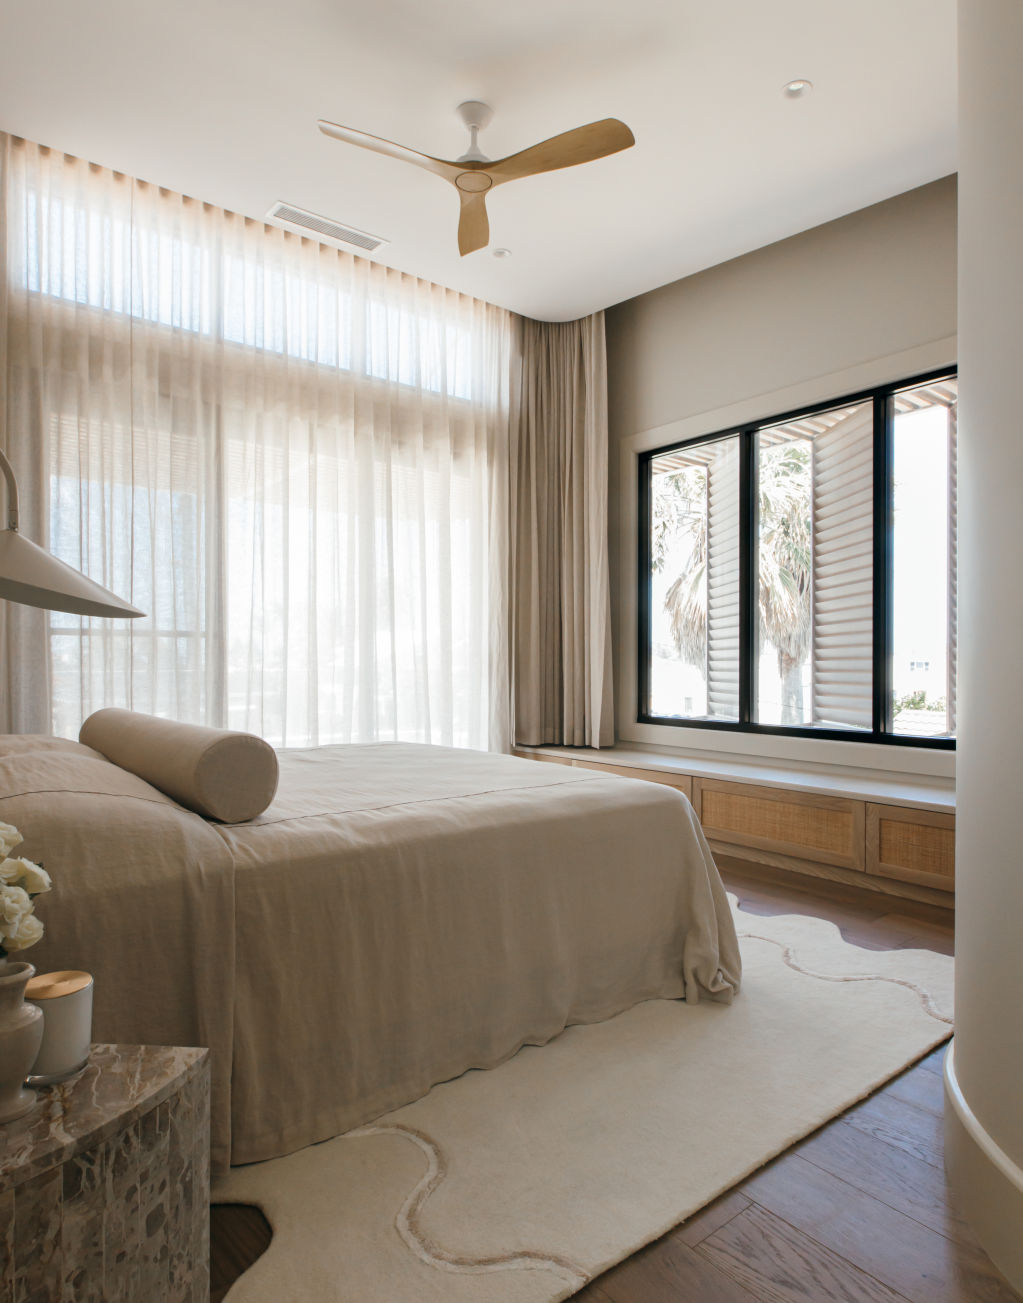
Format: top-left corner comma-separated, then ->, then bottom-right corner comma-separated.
944,1041 -> 1023,1293
711,843 -> 955,909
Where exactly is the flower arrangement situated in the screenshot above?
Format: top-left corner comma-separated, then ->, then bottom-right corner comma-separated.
0,821 -> 50,966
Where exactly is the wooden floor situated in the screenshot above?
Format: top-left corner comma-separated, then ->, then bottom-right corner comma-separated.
210,865 -> 1023,1303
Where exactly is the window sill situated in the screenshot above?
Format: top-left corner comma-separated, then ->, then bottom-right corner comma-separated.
513,741 -> 954,813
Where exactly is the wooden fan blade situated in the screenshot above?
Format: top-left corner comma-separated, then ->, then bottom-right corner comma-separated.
318,120 -> 459,182
457,189 -> 490,256
488,119 -> 634,186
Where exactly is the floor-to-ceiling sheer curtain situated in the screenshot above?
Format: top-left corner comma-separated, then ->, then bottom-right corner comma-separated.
1,134 -> 514,749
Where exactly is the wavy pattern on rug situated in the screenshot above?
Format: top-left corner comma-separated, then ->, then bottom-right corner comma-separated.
214,899 -> 953,1303
347,1123 -> 588,1290
733,925 -> 954,1024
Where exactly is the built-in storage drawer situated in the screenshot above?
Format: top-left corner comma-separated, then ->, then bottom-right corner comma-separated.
693,778 -> 865,872
866,803 -> 955,891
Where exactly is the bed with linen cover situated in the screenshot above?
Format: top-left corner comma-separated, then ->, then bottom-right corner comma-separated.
0,727 -> 740,1173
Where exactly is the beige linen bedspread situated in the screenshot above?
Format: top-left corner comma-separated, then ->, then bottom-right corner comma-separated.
0,738 -> 740,1172
215,744 -> 740,1165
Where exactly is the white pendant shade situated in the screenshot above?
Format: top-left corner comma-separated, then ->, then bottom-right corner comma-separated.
0,445 -> 144,618
0,529 -> 144,618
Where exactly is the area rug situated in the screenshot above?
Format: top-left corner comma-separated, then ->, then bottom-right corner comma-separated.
213,897 -> 954,1302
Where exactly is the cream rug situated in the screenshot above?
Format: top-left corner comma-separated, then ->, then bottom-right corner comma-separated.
213,898 -> 953,1302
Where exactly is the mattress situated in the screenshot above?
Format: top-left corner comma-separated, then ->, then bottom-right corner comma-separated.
0,737 -> 741,1172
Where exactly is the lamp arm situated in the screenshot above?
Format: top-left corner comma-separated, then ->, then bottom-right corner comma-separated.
0,448 -> 19,532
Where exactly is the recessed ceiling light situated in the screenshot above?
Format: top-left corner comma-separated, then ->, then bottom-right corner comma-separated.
783,79 -> 813,99
492,247 -> 512,259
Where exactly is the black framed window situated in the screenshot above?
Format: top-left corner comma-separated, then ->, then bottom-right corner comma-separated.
638,368 -> 957,747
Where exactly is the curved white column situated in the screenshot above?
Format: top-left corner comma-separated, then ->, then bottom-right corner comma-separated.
949,0 -> 1023,1288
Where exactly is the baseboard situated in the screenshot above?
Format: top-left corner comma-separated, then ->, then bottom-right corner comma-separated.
943,1041 -> 1023,1293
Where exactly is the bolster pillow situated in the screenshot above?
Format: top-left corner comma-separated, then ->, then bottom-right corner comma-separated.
79,709 -> 278,823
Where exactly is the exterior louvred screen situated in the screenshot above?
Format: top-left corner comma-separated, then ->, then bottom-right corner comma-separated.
647,435 -> 739,722
705,439 -> 741,720
810,404 -> 874,729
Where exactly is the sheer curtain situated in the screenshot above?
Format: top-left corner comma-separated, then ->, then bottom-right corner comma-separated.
1,135 -> 514,749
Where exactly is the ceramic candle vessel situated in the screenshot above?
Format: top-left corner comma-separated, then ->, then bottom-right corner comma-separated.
25,970 -> 93,1084
0,960 -> 43,1122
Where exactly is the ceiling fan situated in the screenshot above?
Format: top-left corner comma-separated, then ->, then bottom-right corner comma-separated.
318,102 -> 635,256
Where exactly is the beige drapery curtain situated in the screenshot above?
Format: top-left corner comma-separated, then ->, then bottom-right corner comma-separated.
0,135 -> 515,748
511,314 -> 614,747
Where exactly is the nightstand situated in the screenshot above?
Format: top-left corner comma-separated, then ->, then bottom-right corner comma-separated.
0,1044 -> 210,1302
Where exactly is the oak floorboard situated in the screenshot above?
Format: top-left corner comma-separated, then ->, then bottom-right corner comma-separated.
919,1043 -> 948,1075
697,1203 -> 910,1303
794,1116 -> 970,1241
845,1087 -> 946,1169
596,1230 -> 761,1303
877,1057 -> 947,1116
573,1283 -> 617,1303
210,1203 -> 272,1303
673,1189 -> 752,1247
742,1151 -> 1020,1303
886,914 -> 957,956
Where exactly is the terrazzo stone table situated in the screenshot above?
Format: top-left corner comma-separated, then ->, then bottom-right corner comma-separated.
0,1044 -> 210,1303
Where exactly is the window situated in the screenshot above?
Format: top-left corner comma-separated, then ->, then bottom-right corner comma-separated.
639,370 -> 957,747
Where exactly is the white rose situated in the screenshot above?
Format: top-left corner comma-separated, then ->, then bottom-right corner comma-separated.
2,911 -> 43,950
0,857 -> 51,895
0,823 -> 22,858
0,882 -> 32,926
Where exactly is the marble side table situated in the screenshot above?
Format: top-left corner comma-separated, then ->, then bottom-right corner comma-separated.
0,1044 -> 210,1303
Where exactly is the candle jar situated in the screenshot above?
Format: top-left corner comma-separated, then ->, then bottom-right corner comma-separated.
25,970 -> 93,1085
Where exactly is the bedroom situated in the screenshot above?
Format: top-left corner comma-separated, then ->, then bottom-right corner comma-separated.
0,1 -> 1019,1301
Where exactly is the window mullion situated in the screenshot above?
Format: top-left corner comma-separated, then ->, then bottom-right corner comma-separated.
739,428 -> 755,726
872,391 -> 892,737
637,453 -> 652,720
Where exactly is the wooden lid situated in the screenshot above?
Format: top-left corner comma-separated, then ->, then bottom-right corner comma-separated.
25,970 -> 92,999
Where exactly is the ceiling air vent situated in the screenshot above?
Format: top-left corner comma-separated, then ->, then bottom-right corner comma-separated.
266,202 -> 387,253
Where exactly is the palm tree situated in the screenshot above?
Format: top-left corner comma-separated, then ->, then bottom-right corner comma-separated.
660,441 -> 811,724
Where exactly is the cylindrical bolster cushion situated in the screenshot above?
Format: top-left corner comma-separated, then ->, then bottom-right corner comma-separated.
79,709 -> 278,823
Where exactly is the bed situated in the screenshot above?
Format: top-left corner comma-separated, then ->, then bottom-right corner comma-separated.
0,734 -> 741,1174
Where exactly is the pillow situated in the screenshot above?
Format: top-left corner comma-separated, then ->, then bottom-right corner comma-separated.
79,709 -> 278,823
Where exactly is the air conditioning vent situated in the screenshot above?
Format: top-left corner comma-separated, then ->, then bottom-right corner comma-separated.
266,202 -> 387,253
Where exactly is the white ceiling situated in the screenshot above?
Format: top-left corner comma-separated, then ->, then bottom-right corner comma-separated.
0,0 -> 956,322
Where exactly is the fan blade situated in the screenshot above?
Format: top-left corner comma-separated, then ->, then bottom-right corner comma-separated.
488,119 -> 634,185
457,189 -> 490,256
318,120 -> 459,182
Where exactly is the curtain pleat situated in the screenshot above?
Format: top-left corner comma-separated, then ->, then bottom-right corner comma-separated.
0,134 -> 514,750
511,313 -> 614,747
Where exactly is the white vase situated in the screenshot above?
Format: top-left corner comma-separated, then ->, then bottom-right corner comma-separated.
0,960 -> 44,1122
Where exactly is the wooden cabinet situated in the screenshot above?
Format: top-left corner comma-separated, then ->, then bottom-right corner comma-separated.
866,803 -> 955,892
513,747 -> 954,903
693,779 -> 865,872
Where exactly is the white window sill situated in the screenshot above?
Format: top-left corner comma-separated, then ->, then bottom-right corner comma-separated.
514,741 -> 955,813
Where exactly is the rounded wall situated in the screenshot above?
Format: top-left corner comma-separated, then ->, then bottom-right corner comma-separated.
946,0 -> 1023,1287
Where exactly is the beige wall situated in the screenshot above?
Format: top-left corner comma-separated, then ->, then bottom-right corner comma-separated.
606,176 -> 957,445
605,177 -> 957,766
